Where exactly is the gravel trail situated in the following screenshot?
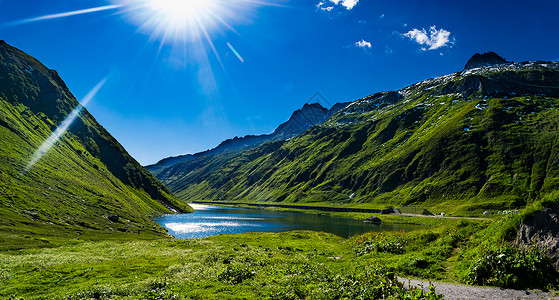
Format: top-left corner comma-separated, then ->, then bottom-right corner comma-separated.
400,278 -> 558,300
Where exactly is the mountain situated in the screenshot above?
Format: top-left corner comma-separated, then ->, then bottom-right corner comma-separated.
464,51 -> 509,70
151,53 -> 559,215
272,103 -> 329,137
0,41 -> 192,249
146,101 -> 349,176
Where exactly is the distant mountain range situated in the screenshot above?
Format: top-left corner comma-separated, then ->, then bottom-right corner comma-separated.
149,52 -> 559,215
146,101 -> 349,176
0,41 -> 192,248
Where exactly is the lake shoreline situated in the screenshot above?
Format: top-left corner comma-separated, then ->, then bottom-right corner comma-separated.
191,200 -> 385,213
189,201 -> 481,227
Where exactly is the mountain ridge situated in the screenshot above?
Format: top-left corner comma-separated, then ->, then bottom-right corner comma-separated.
150,53 -> 559,215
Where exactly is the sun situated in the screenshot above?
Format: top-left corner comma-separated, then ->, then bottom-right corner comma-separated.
115,0 -> 248,44
142,0 -> 220,40
147,0 -> 215,19
112,0 -> 281,93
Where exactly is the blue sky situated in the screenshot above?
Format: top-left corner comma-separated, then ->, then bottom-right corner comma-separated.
0,0 -> 557,165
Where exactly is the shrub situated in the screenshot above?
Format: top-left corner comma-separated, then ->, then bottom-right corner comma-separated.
217,265 -> 255,284
269,266 -> 444,300
353,234 -> 407,256
328,267 -> 444,300
466,244 -> 558,289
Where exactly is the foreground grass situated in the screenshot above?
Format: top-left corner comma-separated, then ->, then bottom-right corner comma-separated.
3,194 -> 559,299
0,231 -> 446,300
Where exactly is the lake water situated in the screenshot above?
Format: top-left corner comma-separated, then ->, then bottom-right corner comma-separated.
152,204 -> 426,239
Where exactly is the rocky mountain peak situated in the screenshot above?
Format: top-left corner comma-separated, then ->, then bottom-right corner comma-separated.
273,102 -> 329,137
464,51 -> 509,70
301,102 -> 326,110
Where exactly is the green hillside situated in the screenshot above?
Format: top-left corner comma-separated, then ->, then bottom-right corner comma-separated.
0,41 -> 192,249
155,59 -> 559,215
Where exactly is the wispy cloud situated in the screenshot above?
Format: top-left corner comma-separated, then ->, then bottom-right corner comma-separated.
403,26 -> 453,50
316,2 -> 334,12
385,46 -> 393,54
317,0 -> 360,11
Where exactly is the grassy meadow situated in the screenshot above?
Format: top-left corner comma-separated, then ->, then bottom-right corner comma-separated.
1,231 -> 442,299
2,194 -> 559,299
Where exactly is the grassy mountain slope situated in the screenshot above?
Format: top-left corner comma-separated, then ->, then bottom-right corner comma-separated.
0,41 -> 192,249
156,59 -> 559,215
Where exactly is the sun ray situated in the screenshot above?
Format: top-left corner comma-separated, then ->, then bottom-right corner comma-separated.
1,4 -> 123,28
195,15 -> 225,70
227,42 -> 245,63
21,78 -> 107,175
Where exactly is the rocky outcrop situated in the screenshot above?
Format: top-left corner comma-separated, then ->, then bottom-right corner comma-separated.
464,51 -> 509,70
515,206 -> 559,270
108,215 -> 120,222
381,207 -> 400,214
365,216 -> 382,224
439,65 -> 559,98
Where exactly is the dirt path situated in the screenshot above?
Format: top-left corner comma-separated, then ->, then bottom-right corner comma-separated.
398,213 -> 487,221
400,278 -> 558,300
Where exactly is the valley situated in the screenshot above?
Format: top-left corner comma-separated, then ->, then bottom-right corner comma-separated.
0,41 -> 558,299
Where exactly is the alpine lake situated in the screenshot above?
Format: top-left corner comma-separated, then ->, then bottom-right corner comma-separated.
153,203 -> 425,239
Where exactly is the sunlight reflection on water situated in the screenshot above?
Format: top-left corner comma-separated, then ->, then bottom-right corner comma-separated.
188,204 -> 215,210
165,222 -> 250,233
204,216 -> 265,221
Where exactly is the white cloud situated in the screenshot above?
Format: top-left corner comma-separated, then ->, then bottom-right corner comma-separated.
316,2 -> 334,11
339,0 -> 359,10
355,39 -> 372,49
317,0 -> 359,11
403,26 -> 453,50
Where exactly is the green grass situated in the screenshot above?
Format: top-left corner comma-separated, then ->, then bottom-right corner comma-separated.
0,231 -> 443,299
2,195 -> 558,299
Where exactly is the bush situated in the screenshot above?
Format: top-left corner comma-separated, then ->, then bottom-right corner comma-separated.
328,268 -> 443,300
269,266 -> 444,300
353,234 -> 407,256
217,265 -> 255,284
466,244 -> 558,289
